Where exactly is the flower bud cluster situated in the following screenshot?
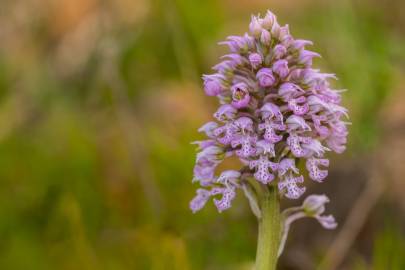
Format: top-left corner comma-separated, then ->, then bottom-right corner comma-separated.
191,10 -> 348,213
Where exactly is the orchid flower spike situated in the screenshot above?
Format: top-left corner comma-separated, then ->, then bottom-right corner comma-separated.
190,10 -> 348,213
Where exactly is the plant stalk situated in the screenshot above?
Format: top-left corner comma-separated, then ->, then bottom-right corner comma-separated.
255,185 -> 281,270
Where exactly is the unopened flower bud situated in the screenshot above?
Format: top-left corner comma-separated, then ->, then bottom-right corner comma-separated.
203,74 -> 224,96
257,68 -> 275,87
262,10 -> 276,29
273,44 -> 287,59
249,16 -> 262,38
204,79 -> 222,96
249,53 -> 263,69
272,59 -> 289,78
260,30 -> 271,45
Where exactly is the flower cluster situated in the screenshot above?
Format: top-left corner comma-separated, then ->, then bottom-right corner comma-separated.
190,10 -> 348,213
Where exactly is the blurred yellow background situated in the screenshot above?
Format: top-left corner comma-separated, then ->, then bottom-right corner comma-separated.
0,0 -> 404,269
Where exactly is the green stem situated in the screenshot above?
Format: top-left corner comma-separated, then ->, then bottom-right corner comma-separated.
255,185 -> 281,270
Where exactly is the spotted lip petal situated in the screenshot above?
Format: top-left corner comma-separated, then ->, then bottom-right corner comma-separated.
278,175 -> 305,199
259,120 -> 285,143
287,134 -> 310,158
214,188 -> 236,212
214,122 -> 238,145
231,134 -> 257,158
306,158 -> 329,182
288,96 -> 309,115
249,155 -> 278,184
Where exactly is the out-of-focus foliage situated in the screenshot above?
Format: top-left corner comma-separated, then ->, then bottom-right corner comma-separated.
0,0 -> 404,269
372,225 -> 405,269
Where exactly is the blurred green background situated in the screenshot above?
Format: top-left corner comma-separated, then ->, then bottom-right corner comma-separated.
0,0 -> 404,269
